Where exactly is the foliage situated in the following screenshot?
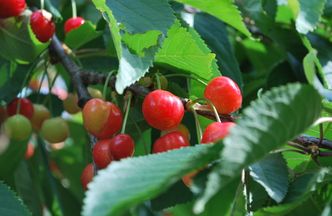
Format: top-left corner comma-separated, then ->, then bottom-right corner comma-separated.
1,0 -> 332,216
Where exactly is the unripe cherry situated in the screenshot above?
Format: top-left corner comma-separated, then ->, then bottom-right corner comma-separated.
81,163 -> 94,190
31,104 -> 51,131
0,0 -> 26,19
142,90 -> 184,130
4,114 -> 32,141
41,117 -> 69,143
204,76 -> 242,114
109,134 -> 135,160
201,122 -> 235,144
82,98 -> 122,139
30,10 -> 55,43
64,17 -> 85,34
153,131 -> 189,153
7,98 -> 34,119
63,93 -> 80,114
93,139 -> 113,169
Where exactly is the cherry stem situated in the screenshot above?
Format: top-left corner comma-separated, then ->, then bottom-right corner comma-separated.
71,0 -> 77,18
121,91 -> 132,134
164,73 -> 208,86
102,70 -> 116,99
188,102 -> 202,143
191,98 -> 221,123
155,73 -> 161,89
36,70 -> 48,103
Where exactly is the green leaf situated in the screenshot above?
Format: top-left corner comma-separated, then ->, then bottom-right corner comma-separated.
65,21 -> 102,49
0,17 -> 47,62
82,144 -> 222,216
303,51 -> 317,84
195,83 -> 322,212
0,181 -> 31,216
254,168 -> 332,216
105,0 -> 175,34
296,0 -> 326,34
194,13 -> 243,88
175,0 -> 251,37
0,139 -> 29,179
0,63 -> 29,103
155,21 -> 219,80
122,31 -> 161,56
249,153 -> 289,203
93,0 -> 175,94
151,180 -> 193,211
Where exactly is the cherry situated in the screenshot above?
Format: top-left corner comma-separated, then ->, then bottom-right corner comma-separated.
25,143 -> 35,159
138,77 -> 152,88
109,134 -> 135,160
201,122 -> 235,144
4,114 -> 32,141
161,123 -> 190,141
0,0 -> 26,19
63,93 -> 80,114
142,90 -> 184,130
7,98 -> 34,119
93,139 -> 113,169
88,87 -> 104,99
30,10 -> 55,43
153,131 -> 189,153
64,17 -> 85,34
41,117 -> 69,143
182,170 -> 199,187
82,98 -> 123,139
81,163 -> 94,190
204,76 -> 242,114
153,75 -> 168,90
31,104 -> 50,131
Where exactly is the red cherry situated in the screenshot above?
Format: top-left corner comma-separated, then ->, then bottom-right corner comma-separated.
30,10 -> 55,43
201,122 -> 235,144
109,134 -> 135,160
64,17 -> 85,34
7,98 -> 34,119
204,76 -> 242,114
153,131 -> 190,153
82,98 -> 123,139
81,163 -> 94,190
25,143 -> 35,159
142,90 -> 184,130
0,0 -> 26,19
93,139 -> 113,169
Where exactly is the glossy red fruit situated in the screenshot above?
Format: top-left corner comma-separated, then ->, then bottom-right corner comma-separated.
93,139 -> 113,169
81,163 -> 94,190
204,76 -> 242,114
161,123 -> 190,141
142,90 -> 184,130
153,131 -> 190,153
25,143 -> 35,159
201,122 -> 235,144
109,134 -> 135,160
7,98 -> 34,119
0,0 -> 26,19
30,10 -> 55,43
64,17 -> 85,34
82,98 -> 123,139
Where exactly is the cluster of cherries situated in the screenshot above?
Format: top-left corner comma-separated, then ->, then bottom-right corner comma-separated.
80,76 -> 242,189
0,0 -> 85,43
1,98 -> 69,155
